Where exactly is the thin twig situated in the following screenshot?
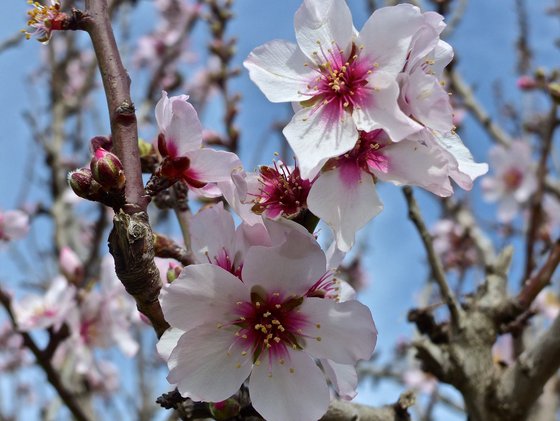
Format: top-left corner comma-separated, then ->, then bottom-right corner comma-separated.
449,69 -> 513,147
402,187 -> 463,325
0,288 -> 91,421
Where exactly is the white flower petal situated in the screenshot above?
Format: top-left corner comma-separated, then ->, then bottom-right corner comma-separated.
163,96 -> 202,156
294,0 -> 354,61
168,324 -> 252,402
283,106 -> 358,180
359,4 -> 424,76
307,167 -> 383,252
373,139 -> 454,197
189,203 -> 236,264
249,349 -> 330,421
160,264 -> 248,332
185,149 -> 242,184
353,75 -> 422,141
157,327 -> 185,362
244,40 -> 314,103
299,297 -> 377,364
242,229 -> 327,296
321,359 -> 358,400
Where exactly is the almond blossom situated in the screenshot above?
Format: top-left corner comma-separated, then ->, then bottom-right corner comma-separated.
244,1 -> 427,179
481,141 -> 537,222
13,276 -> 76,332
307,129 -> 487,251
155,91 -> 241,196
0,209 -> 30,243
158,228 -> 377,421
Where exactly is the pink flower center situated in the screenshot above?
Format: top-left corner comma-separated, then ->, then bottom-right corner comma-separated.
302,44 -> 374,122
326,129 -> 390,181
502,168 -> 523,191
251,162 -> 312,219
228,290 -> 308,364
206,248 -> 243,279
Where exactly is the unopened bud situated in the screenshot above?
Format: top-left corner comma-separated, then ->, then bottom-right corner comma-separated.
166,263 -> 183,283
90,136 -> 112,152
59,247 -> 84,284
209,399 -> 241,420
68,168 -> 103,200
138,138 -> 154,158
517,75 -> 537,90
548,83 -> 560,103
90,148 -> 126,191
534,67 -> 547,82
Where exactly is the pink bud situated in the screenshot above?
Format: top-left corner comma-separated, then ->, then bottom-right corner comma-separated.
59,247 -> 84,284
209,399 -> 241,420
90,148 -> 126,191
166,262 -> 183,283
68,168 -> 102,200
517,75 -> 537,90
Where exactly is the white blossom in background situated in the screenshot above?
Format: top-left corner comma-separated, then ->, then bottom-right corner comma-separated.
14,276 -> 76,332
0,209 -> 30,243
482,141 -> 537,222
158,228 -> 376,421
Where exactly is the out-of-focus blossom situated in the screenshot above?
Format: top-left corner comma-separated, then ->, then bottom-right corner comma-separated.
0,322 -> 31,372
482,141 -> 537,222
84,360 -> 120,396
534,289 -> 560,320
492,334 -> 514,366
158,228 -> 376,421
0,209 -> 30,243
403,367 -> 437,395
14,276 -> 76,332
245,1 -> 429,179
432,219 -> 478,271
53,255 -> 139,373
59,246 -> 84,284
517,75 -> 538,90
155,91 -> 241,196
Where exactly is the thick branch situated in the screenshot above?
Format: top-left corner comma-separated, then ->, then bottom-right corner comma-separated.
498,312 -> 560,418
82,0 -> 147,212
108,211 -> 169,338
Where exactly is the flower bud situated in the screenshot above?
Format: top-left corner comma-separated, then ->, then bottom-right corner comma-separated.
548,82 -> 560,103
517,75 -> 537,90
90,136 -> 112,152
68,168 -> 103,200
90,148 -> 126,191
59,247 -> 84,284
209,399 -> 241,420
166,263 -> 182,283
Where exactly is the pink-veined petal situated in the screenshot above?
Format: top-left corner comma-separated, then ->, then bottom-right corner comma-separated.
358,4 -> 424,76
283,106 -> 358,180
352,74 -> 422,141
294,0 -> 354,61
307,168 -> 383,252
242,229 -> 327,296
160,264 -> 248,332
249,348 -> 330,421
162,95 -> 202,156
244,40 -> 314,103
185,149 -> 241,184
372,139 -> 454,197
168,324 -> 252,402
189,203 -> 236,264
299,297 -> 377,364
